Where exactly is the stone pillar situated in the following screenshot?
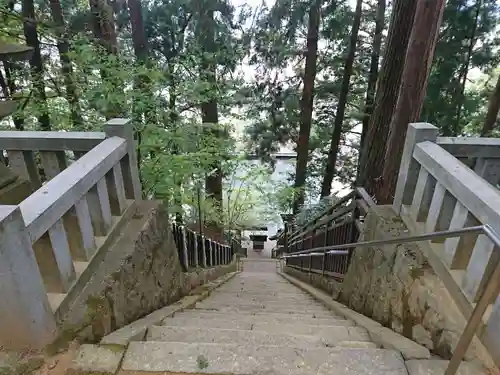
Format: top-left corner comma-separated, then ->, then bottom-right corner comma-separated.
0,206 -> 56,349
393,123 -> 438,214
104,118 -> 142,200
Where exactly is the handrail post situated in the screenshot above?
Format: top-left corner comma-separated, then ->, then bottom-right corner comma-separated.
393,123 -> 438,214
284,221 -> 289,254
0,206 -> 56,349
104,118 -> 142,200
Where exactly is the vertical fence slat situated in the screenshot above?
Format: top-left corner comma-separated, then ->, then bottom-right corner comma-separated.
443,202 -> 479,269
106,164 -> 127,215
47,219 -> 76,292
462,236 -> 499,303
201,235 -> 207,267
74,195 -> 96,259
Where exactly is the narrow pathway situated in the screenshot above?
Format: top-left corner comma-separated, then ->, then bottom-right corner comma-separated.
120,259 -> 408,374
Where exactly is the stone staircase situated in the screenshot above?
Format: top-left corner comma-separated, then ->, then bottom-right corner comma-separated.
114,259 -> 473,375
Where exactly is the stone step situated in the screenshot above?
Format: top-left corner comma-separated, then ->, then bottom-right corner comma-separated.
197,298 -> 321,308
149,325 -> 371,347
169,310 -> 348,324
195,299 -> 331,310
194,303 -> 333,316
213,290 -> 308,297
121,342 -> 407,375
147,326 -> 321,348
205,295 -> 316,303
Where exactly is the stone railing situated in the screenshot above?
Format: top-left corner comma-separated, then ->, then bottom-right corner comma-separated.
171,223 -> 234,270
0,119 -> 140,350
394,123 -> 500,372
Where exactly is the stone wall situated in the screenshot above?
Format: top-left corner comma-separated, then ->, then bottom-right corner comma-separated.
56,201 -> 237,345
284,205 -> 490,365
284,266 -> 342,299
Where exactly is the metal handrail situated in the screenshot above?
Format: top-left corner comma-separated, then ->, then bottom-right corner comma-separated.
282,225 -> 498,257
280,224 -> 500,375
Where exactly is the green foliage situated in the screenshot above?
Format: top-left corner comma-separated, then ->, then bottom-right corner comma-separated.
2,0 -> 500,232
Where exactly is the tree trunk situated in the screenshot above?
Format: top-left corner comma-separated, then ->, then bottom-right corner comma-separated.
198,1 -> 223,239
481,74 -> 500,137
49,0 -> 83,129
89,0 -> 122,119
128,0 -> 153,172
320,0 -> 363,198
3,62 -> 25,130
22,0 -> 51,130
128,0 -> 148,62
89,0 -> 118,54
357,0 -> 417,198
292,0 -> 321,213
454,0 -> 480,134
379,0 -> 446,204
359,0 -> 385,161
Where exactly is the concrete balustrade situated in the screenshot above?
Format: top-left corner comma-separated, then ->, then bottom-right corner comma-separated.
395,123 -> 500,370
0,118 -> 140,349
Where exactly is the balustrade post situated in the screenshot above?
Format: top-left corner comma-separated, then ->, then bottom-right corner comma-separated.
180,226 -> 189,270
284,222 -> 289,254
192,231 -> 198,268
393,123 -> 438,214
0,206 -> 57,349
104,118 -> 142,200
200,235 -> 207,267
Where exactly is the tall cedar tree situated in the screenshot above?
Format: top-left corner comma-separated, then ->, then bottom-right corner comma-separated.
359,0 -> 385,156
379,0 -> 446,204
320,0 -> 363,198
22,0 -> 51,130
358,0 -> 417,199
293,0 -> 322,213
481,74 -> 500,136
88,0 -> 122,119
49,0 -> 84,128
198,0 -> 223,238
454,1 -> 481,133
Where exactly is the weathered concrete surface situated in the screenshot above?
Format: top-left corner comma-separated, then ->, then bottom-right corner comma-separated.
66,344 -> 125,375
337,206 -> 488,363
405,359 -> 488,375
165,311 -> 351,326
115,261 -> 413,374
280,271 -> 430,360
55,200 -> 237,344
100,272 -> 238,346
285,265 -> 343,299
120,342 -> 408,375
0,351 -> 45,375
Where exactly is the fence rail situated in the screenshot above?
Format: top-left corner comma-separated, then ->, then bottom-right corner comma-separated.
171,223 -> 235,271
279,188 -> 374,280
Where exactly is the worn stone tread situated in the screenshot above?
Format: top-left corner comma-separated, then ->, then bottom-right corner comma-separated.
147,326 -> 322,348
405,359 -> 488,375
162,313 -> 354,331
121,342 -> 408,375
167,309 -> 349,321
193,303 -> 334,316
148,325 -> 371,347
